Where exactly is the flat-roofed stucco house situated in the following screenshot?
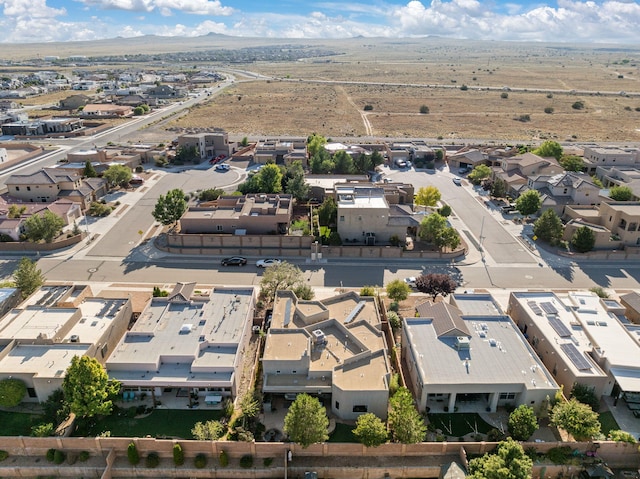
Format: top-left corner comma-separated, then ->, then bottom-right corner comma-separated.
262,290 -> 391,421
180,194 -> 293,235
0,285 -> 131,403
106,283 -> 255,405
403,294 -> 558,414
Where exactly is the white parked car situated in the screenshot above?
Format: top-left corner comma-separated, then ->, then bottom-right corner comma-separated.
256,259 -> 282,268
404,277 -> 417,288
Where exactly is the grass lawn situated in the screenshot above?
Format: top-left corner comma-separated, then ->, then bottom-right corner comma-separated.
427,413 -> 494,437
0,411 -> 45,436
74,409 -> 224,439
598,411 -> 619,436
328,422 -> 357,443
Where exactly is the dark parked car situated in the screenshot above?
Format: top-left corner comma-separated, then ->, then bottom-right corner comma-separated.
221,256 -> 247,266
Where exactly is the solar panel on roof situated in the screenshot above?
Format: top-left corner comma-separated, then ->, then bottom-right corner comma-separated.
283,299 -> 292,327
528,301 -> 543,316
540,302 -> 558,315
548,316 -> 571,338
560,343 -> 592,370
345,301 -> 366,324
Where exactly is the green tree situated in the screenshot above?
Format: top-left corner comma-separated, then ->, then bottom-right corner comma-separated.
608,430 -> 637,443
317,197 -> 337,227
610,185 -> 634,201
418,213 -> 447,242
467,438 -> 533,479
468,164 -> 492,185
62,356 -> 120,418
533,140 -> 563,160
284,393 -> 329,448
559,155 -> 585,172
174,145 -> 199,163
127,442 -> 140,465
239,390 -> 260,428
83,160 -> 97,178
7,204 -> 26,218
353,413 -> 388,447
550,398 -> 601,440
508,405 -> 538,441
198,188 -> 225,202
415,273 -> 458,301
415,186 -> 441,207
152,188 -> 187,226
293,283 -> 315,300
386,279 -> 411,302
133,106 -> 145,116
257,164 -> 283,193
515,190 -> 541,216
491,178 -> 507,198
333,150 -> 355,174
437,226 -> 461,251
309,148 -> 331,174
283,161 -> 310,201
240,137 -> 249,147
0,378 -> 26,407
23,210 -> 64,243
533,209 -> 564,244
173,443 -> 185,465
13,257 -> 44,299
191,420 -> 225,440
388,387 -> 426,444
259,261 -> 305,303
571,226 -> 596,253
307,134 -> 327,158
103,164 -> 132,188
570,383 -> 599,411
591,176 -> 603,188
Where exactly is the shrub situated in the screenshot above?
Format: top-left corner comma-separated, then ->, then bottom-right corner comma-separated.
194,453 -> 207,469
173,443 -> 184,466
360,286 -> 376,296
387,311 -> 401,331
263,457 -> 274,467
517,114 -> 531,122
0,450 -> 8,461
219,450 -> 229,467
363,104 -> 373,111
46,448 -> 56,462
0,378 -> 26,407
460,84 -> 468,91
145,452 -> 159,468
589,286 -> 609,298
547,93 -> 553,98
389,301 -> 399,312
135,166 -> 143,173
544,107 -> 554,114
78,451 -> 90,462
31,422 -> 54,437
53,449 -> 66,464
127,442 -> 140,465
419,105 -> 430,114
546,446 -> 572,464
501,92 -> 508,99
572,101 -> 585,110
240,454 -> 254,468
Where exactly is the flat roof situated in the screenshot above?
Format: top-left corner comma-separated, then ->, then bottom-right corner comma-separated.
404,315 -> 557,390
0,307 -> 76,341
107,288 -> 253,377
0,344 -> 89,379
452,294 -> 503,316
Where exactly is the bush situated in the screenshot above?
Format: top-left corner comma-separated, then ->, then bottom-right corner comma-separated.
240,454 -> 254,468
31,422 -> 54,437
389,301 -> 399,312
173,443 -> 184,466
360,286 -> 376,296
135,166 -> 143,173
363,104 -> 373,111
501,92 -> 508,99
0,450 -> 8,461
387,311 -> 401,331
460,84 -> 468,91
263,457 -> 274,467
194,453 -> 207,469
46,448 -> 56,462
53,449 -> 66,464
546,446 -> 572,464
419,105 -> 430,114
589,286 -> 609,298
572,101 -> 585,110
517,114 -> 531,122
544,107 -> 554,114
219,450 -> 229,467
145,452 -> 159,468
127,442 -> 140,465
0,377 -> 26,407
78,451 -> 90,462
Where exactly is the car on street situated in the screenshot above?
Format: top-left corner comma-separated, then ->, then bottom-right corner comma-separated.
404,277 -> 417,288
129,176 -> 144,186
256,258 -> 282,268
221,256 -> 247,266
452,177 -> 462,185
215,164 -> 230,171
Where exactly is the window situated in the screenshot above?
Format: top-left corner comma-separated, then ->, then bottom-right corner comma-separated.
335,401 -> 340,410
499,392 -> 516,400
276,370 -> 281,374
292,370 -> 297,374
27,388 -> 37,398
339,216 -> 345,222
15,186 -> 19,191
353,405 -> 368,413
216,225 -> 223,231
27,186 -> 31,191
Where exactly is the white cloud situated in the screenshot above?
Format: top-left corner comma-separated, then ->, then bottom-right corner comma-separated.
78,0 -> 233,15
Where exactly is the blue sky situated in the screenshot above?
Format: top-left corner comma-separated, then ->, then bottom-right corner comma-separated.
1,0 -> 639,43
